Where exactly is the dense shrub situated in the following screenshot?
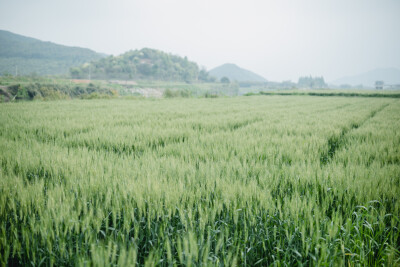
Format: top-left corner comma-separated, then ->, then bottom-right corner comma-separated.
164,88 -> 191,98
1,82 -> 118,101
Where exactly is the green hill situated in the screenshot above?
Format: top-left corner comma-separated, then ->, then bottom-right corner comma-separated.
209,63 -> 267,82
70,48 -> 208,82
0,30 -> 104,76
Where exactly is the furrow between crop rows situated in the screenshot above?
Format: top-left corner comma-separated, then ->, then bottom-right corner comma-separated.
320,103 -> 390,165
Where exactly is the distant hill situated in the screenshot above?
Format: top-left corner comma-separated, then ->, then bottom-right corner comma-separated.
0,30 -> 105,76
332,68 -> 400,87
209,63 -> 267,82
70,48 -> 208,82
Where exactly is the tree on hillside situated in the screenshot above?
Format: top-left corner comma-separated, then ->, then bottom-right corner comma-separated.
297,76 -> 326,88
198,68 -> 209,82
69,48 -> 201,82
221,76 -> 230,83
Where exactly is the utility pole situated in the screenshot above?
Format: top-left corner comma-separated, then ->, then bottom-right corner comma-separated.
89,65 -> 91,81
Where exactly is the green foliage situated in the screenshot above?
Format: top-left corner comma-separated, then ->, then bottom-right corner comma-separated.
204,91 -> 219,98
163,88 -> 191,98
298,76 -> 327,88
70,48 -> 209,82
0,30 -> 104,75
198,68 -> 215,82
130,80 -> 238,97
0,79 -> 118,101
0,76 -> 242,101
256,90 -> 400,98
220,76 -> 230,83
206,82 -> 239,97
0,97 -> 399,266
80,92 -> 115,99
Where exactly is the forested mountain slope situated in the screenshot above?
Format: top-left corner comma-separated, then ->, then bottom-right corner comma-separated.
0,30 -> 104,75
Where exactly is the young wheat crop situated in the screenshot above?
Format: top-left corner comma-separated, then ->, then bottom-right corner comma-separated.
0,96 -> 399,266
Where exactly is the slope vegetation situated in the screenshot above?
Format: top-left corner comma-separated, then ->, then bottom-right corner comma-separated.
0,30 -> 104,75
70,48 -> 204,82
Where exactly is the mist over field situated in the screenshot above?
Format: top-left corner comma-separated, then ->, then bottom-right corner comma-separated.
0,1 -> 400,266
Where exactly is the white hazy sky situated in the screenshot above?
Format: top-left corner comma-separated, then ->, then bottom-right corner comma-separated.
0,0 -> 399,82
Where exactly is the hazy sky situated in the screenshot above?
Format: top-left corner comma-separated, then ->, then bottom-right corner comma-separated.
1,0 -> 399,82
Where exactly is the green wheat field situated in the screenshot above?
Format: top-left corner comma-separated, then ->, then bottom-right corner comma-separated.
0,96 -> 399,266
